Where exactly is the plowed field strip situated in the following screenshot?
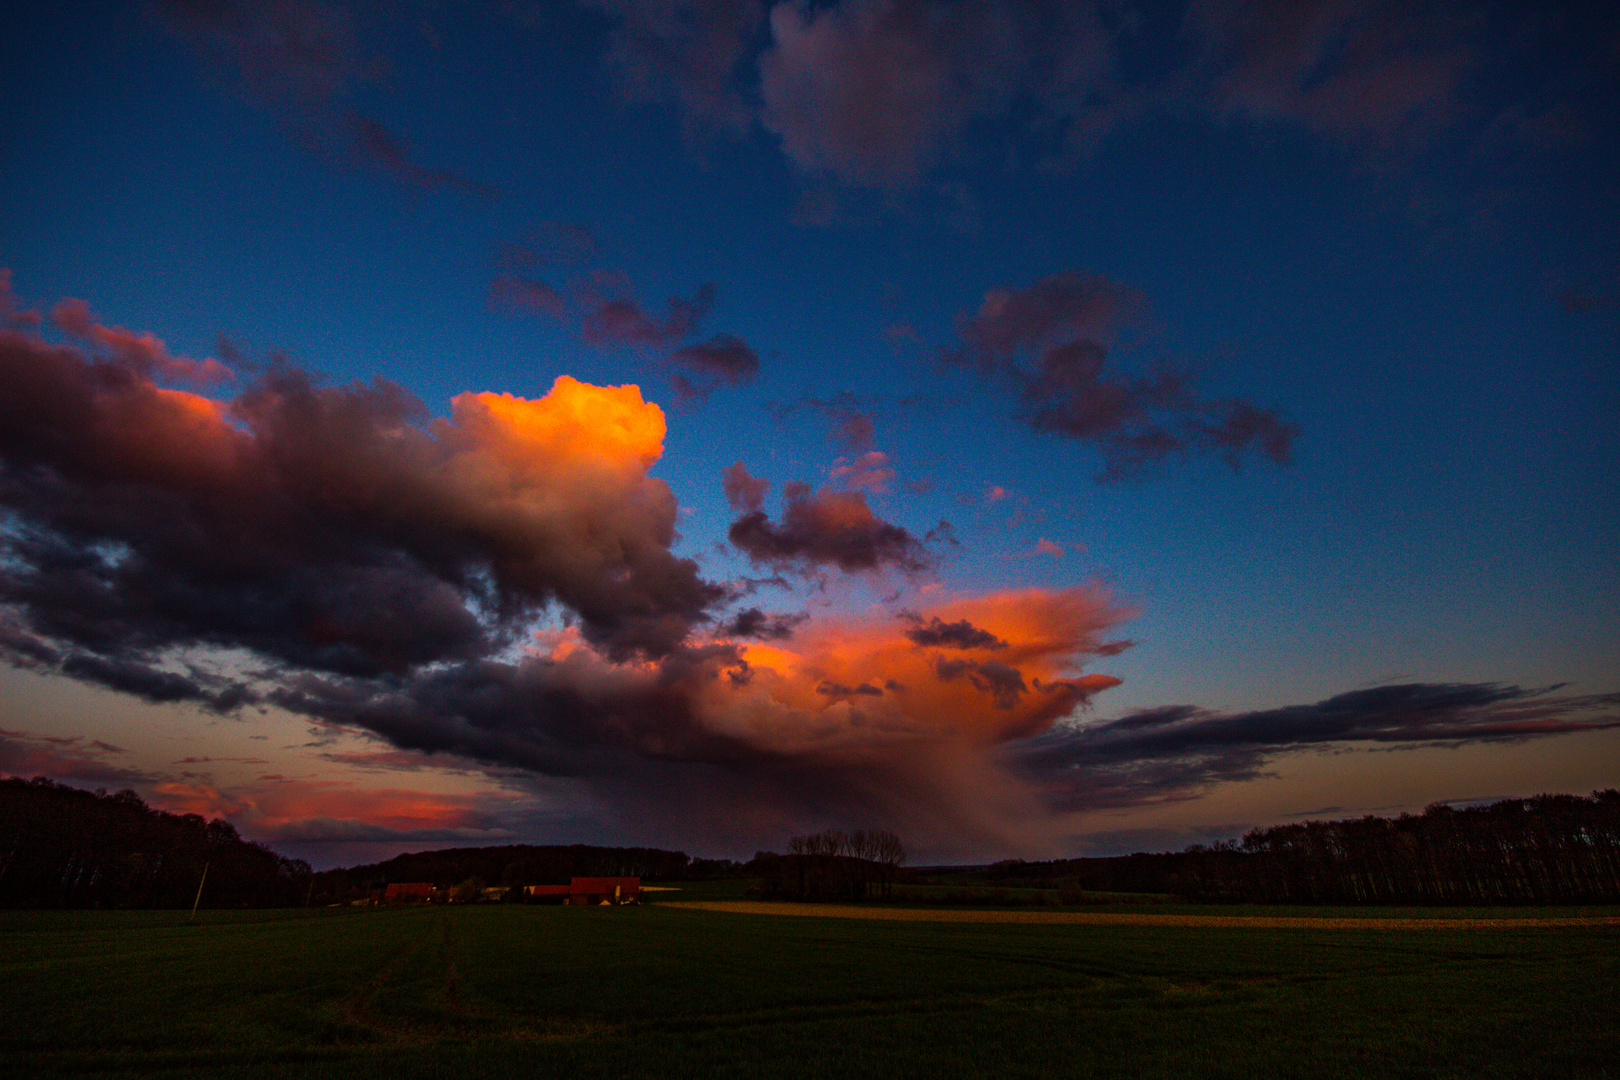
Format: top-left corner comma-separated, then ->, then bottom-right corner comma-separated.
662,901 -> 1620,929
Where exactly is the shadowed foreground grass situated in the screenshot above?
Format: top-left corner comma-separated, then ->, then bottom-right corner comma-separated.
2,903 -> 1616,1079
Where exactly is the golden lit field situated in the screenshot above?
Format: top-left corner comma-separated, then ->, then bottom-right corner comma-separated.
664,899 -> 1620,930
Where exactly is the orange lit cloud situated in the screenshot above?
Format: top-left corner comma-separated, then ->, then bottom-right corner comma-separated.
1,291 -> 720,674
479,585 -> 1135,851
52,297 -> 233,384
704,587 -> 1130,748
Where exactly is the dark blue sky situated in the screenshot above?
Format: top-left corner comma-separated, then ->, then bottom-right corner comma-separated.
2,0 -> 1616,866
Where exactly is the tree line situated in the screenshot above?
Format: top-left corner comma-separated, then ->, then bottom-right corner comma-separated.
750,828 -> 907,901
975,792 -> 1620,905
0,777 -> 312,908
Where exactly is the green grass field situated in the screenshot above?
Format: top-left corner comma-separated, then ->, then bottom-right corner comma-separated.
3,901 -> 1616,1079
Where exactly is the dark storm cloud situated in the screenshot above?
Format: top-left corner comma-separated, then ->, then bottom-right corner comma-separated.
0,291 -> 1142,853
952,272 -> 1296,480
728,482 -> 933,575
0,322 -> 723,675
719,607 -> 807,640
264,646 -> 754,778
935,657 -> 1027,708
3,294 -> 1145,854
900,614 -> 1008,651
1013,683 -> 1620,809
58,654 -> 256,713
817,680 -> 885,697
151,0 -> 488,192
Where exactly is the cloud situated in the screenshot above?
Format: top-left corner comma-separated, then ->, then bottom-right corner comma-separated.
1560,288 -> 1616,313
142,774 -> 519,844
151,0 -> 489,192
586,0 -> 767,140
830,450 -> 893,493
0,301 -> 721,670
578,0 -> 1550,196
758,0 -> 985,186
757,0 -> 1120,187
0,726 -> 151,785
582,281 -> 717,347
491,249 -> 757,400
497,220 -> 601,270
1182,0 -> 1475,146
670,333 -> 761,400
728,482 -> 933,575
344,113 -> 499,196
721,461 -> 770,512
0,269 -> 41,328
58,654 -> 256,713
768,392 -> 877,450
490,274 -> 567,317
718,607 -> 808,640
1032,539 -> 1064,557
953,271 -> 1296,480
0,282 -> 1148,854
1014,683 -> 1620,810
900,614 -> 1008,651
262,587 -> 1132,853
51,298 -> 233,384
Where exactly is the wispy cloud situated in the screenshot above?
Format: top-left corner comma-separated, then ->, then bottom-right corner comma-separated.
1015,683 -> 1620,810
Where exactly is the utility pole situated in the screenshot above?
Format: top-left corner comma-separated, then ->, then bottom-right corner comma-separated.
189,861 -> 209,922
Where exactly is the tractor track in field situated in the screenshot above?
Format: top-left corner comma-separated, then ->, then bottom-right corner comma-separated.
337,913 -> 600,1046
339,917 -> 437,1039
661,900 -> 1620,929
441,916 -> 468,1027
339,914 -> 482,1044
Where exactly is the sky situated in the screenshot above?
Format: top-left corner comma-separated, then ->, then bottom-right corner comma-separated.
1,0 -> 1616,870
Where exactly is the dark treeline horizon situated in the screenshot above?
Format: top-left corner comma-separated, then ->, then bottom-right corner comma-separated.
0,777 -> 312,909
751,828 -> 908,902
6,777 -> 1619,907
976,791 -> 1620,905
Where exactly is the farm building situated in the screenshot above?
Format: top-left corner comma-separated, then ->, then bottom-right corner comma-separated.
524,877 -> 640,905
382,882 -> 435,903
